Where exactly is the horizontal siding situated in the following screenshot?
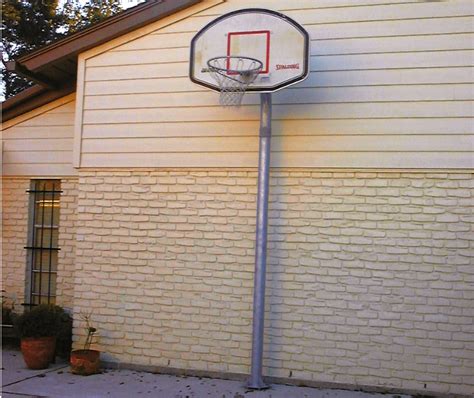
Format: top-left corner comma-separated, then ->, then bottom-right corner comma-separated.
79,0 -> 474,169
89,34 -> 474,67
84,68 -> 474,95
82,119 -> 473,138
82,135 -> 472,153
159,2 -> 474,33
85,50 -> 474,81
84,85 -> 474,108
1,164 -> 76,176
112,16 -> 474,52
197,0 -> 434,13
3,150 -> 72,164
80,152 -> 473,169
83,102 -> 472,123
1,98 -> 76,176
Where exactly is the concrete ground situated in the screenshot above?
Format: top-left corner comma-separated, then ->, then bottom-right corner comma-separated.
1,349 -> 410,398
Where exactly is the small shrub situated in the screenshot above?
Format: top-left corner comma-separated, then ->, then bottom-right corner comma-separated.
1,291 -> 16,326
14,304 -> 65,339
79,312 -> 97,350
2,305 -> 14,325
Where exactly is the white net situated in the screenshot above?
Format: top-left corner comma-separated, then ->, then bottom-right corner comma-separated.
207,56 -> 263,106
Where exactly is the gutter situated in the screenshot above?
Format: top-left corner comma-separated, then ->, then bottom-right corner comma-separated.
5,61 -> 58,89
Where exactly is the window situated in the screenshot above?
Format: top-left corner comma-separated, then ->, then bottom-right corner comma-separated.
25,180 -> 61,305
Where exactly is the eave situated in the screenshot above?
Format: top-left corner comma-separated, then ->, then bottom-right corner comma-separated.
2,0 -> 202,123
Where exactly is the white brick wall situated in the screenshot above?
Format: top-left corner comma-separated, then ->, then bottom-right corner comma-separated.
1,177 -> 78,311
56,179 -> 79,309
73,170 -> 474,396
1,178 -> 30,309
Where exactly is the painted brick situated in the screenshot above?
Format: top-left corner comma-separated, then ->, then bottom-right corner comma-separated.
45,169 -> 474,396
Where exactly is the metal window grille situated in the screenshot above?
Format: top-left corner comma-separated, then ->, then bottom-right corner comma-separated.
25,180 -> 62,306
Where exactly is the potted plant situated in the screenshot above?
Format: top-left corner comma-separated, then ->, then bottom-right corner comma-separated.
70,312 -> 100,375
14,304 -> 64,369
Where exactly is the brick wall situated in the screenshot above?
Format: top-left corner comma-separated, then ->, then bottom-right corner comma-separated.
73,169 -> 473,396
2,178 -> 30,309
1,177 -> 78,311
56,179 -> 79,309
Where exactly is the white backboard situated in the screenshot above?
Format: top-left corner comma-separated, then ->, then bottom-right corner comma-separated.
190,8 -> 310,93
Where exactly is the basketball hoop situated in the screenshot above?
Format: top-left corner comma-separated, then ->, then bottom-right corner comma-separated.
206,56 -> 263,106
190,9 -> 310,390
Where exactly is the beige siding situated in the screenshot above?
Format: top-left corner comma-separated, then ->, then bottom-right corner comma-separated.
2,95 -> 77,176
79,0 -> 474,169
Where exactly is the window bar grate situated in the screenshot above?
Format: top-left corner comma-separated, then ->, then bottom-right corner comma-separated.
32,293 -> 56,297
32,270 -> 57,274
24,247 -> 60,251
38,184 -> 47,305
26,190 -> 63,194
47,184 -> 56,304
26,181 -> 61,306
29,182 -> 38,306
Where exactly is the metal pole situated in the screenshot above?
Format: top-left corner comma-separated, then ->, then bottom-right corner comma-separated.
247,92 -> 272,390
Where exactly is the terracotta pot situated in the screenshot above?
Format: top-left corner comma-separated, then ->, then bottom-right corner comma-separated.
70,349 -> 100,376
20,336 -> 56,370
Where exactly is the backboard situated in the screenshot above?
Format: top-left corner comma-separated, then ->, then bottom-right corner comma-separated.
190,8 -> 310,93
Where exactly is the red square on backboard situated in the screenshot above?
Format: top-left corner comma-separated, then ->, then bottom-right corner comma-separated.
227,30 -> 270,74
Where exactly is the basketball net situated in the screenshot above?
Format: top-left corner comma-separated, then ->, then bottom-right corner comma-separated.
207,56 -> 263,106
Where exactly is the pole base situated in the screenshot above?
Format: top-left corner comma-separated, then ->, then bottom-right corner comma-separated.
246,377 -> 270,390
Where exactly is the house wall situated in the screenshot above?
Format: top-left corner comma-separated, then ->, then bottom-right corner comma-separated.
76,0 -> 473,169
3,0 -> 473,396
68,0 -> 474,395
1,95 -> 79,310
73,169 -> 473,396
1,177 -> 78,310
2,94 -> 77,177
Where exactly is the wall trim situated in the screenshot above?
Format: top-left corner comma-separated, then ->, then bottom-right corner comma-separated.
76,167 -> 474,174
73,54 -> 86,168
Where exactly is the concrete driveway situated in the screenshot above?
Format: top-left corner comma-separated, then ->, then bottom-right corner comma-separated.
1,349 -> 410,398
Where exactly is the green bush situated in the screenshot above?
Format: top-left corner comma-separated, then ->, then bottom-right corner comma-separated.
14,304 -> 68,339
2,305 -> 14,325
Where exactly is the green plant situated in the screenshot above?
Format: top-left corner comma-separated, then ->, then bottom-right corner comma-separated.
2,305 -> 14,325
1,290 -> 16,325
14,304 -> 65,339
80,312 -> 97,350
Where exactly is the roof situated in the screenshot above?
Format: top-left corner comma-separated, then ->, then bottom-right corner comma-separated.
2,0 -> 202,123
